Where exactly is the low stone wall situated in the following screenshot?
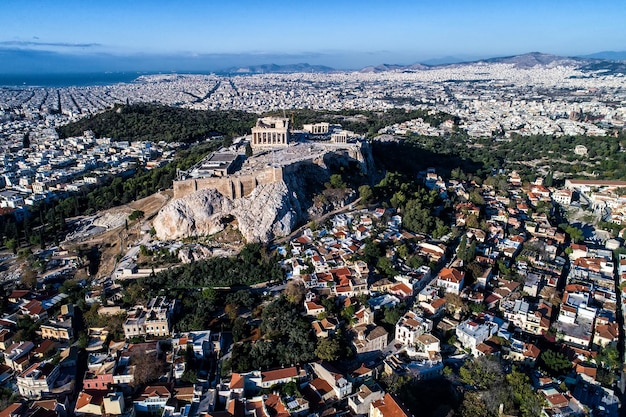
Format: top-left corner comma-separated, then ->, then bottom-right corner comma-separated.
173,166 -> 283,199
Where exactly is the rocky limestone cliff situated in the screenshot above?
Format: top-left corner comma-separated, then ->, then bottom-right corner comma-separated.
153,143 -> 376,243
153,189 -> 233,240
154,182 -> 300,242
233,181 -> 301,242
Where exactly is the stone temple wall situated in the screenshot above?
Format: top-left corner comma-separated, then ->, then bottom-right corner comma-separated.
173,166 -> 283,200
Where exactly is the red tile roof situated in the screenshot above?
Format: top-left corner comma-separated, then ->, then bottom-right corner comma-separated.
575,363 -> 597,380
390,283 -> 413,297
437,268 -> 464,283
543,393 -> 568,408
261,367 -> 298,383
264,394 -> 289,417
75,390 -> 105,410
371,393 -> 411,417
22,300 -> 45,315
352,363 -> 372,376
431,298 -> 447,309
0,403 -> 25,417
310,378 -> 333,397
229,373 -> 245,390
136,385 -> 172,400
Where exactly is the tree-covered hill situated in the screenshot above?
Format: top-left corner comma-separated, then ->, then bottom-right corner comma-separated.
57,103 -> 455,142
374,130 -> 626,182
265,108 -> 456,136
57,103 -> 258,143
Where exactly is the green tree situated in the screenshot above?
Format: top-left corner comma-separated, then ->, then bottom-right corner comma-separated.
467,241 -> 477,262
362,240 -> 382,265
460,392 -> 490,417
559,223 -> 584,243
321,297 -> 337,315
407,254 -> 425,269
358,185 -> 374,203
251,296 -> 316,369
540,350 -> 572,376
181,369 -> 198,384
544,171 -> 554,187
397,243 -> 409,260
376,256 -> 397,277
390,191 -> 407,208
596,344 -> 620,372
139,244 -> 150,257
0,387 -> 19,412
383,304 -> 405,326
329,174 -> 347,189
315,336 -> 341,361
506,368 -> 544,417
340,304 -> 356,324
15,316 -> 39,342
457,234 -> 468,262
232,317 -> 250,342
451,167 -> 467,181
128,210 -> 144,221
402,199 -> 437,234
282,381 -> 300,397
466,213 -> 480,229
4,238 -> 17,254
22,132 -> 31,149
60,279 -> 86,303
469,190 -> 485,205
459,356 -> 503,390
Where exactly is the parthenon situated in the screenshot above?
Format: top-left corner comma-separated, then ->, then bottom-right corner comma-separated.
250,116 -> 290,151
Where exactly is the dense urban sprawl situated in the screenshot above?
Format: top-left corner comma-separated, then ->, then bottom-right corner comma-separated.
0,60 -> 624,417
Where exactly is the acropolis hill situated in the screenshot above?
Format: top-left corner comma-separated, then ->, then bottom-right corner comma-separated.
155,139 -> 375,243
172,140 -> 372,200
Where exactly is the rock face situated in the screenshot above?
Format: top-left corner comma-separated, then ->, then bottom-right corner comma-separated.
154,182 -> 300,243
233,181 -> 301,243
153,144 -> 376,243
153,189 -> 233,241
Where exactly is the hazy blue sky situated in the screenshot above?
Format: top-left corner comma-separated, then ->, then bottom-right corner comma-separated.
1,0 -> 625,71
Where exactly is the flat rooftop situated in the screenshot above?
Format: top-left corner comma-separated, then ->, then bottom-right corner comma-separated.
206,152 -> 238,163
181,149 -> 241,179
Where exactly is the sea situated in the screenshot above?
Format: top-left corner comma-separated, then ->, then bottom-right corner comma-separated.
0,72 -> 151,88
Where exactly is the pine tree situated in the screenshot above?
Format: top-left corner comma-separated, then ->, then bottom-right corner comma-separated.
457,234 -> 467,262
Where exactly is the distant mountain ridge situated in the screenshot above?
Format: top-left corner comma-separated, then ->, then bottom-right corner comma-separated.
361,52 -> 589,73
228,53 -> 602,75
1,48 -> 625,77
357,52 -> 626,74
474,52 -> 584,68
360,63 -> 429,73
578,51 -> 626,61
222,63 -> 335,74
